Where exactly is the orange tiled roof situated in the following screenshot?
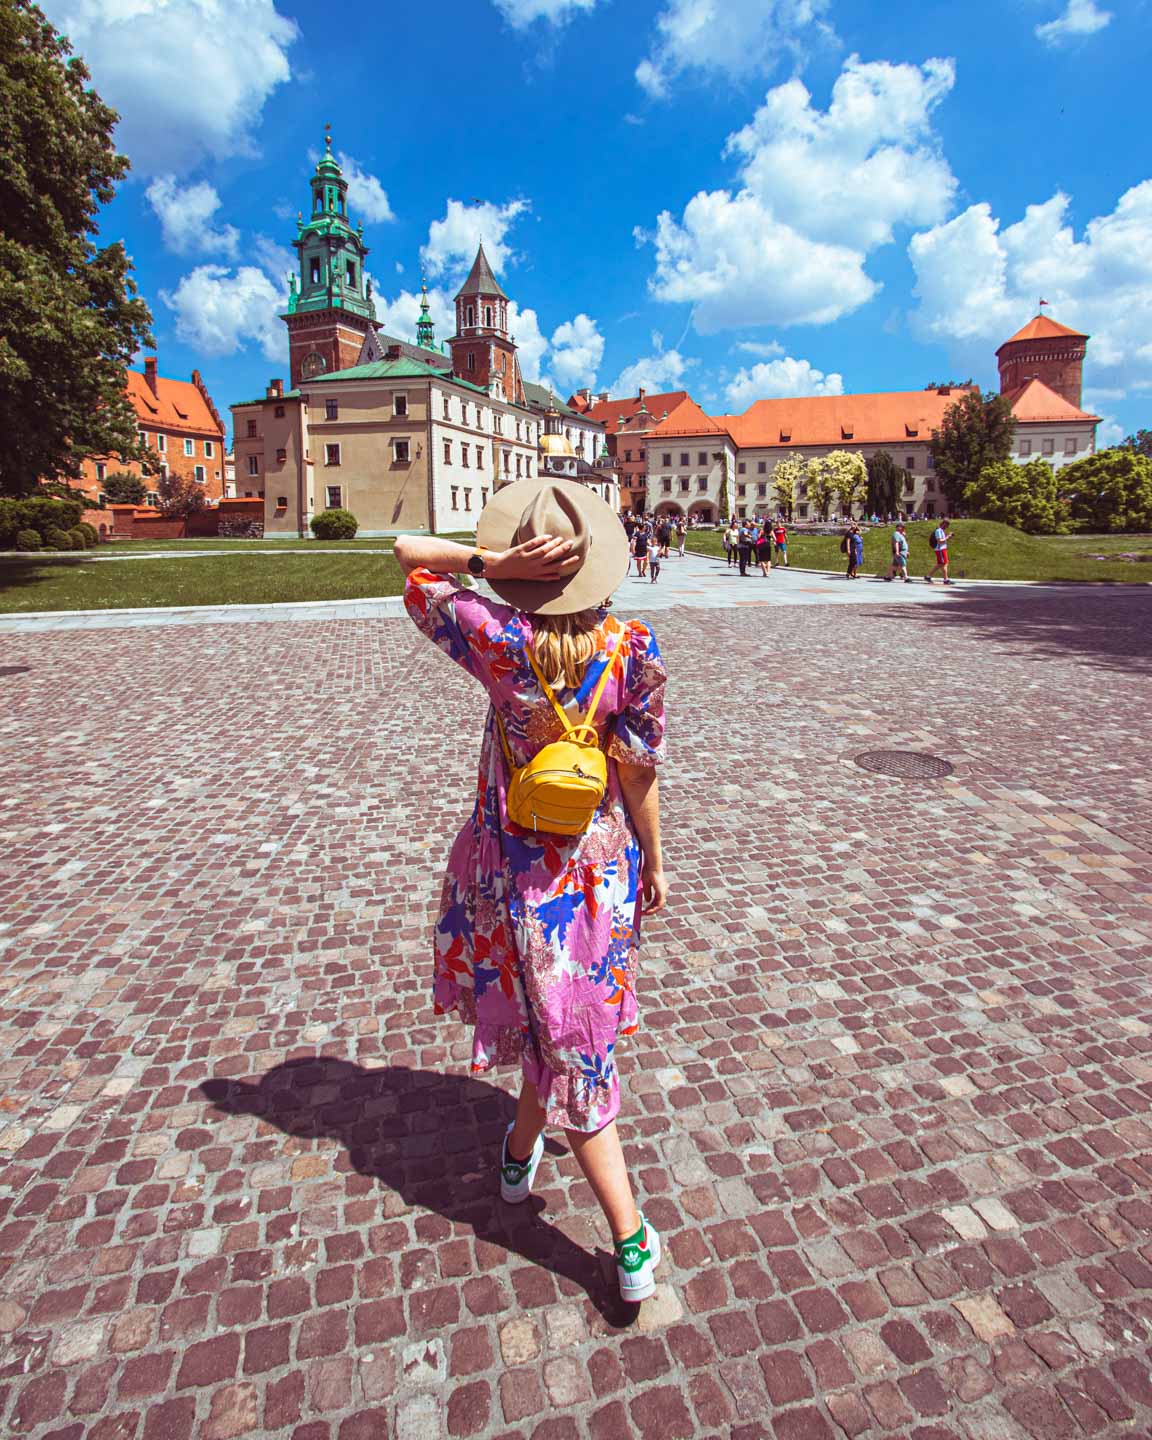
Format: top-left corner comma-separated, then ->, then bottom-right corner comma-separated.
709,388 -> 974,449
583,390 -> 693,428
646,398 -> 730,438
126,368 -> 225,437
1004,378 -> 1099,423
999,314 -> 1087,347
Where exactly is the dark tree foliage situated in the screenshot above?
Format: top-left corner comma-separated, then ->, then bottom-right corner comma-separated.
865,450 -> 906,517
0,1 -> 154,495
929,390 -> 1016,508
1119,429 -> 1152,459
102,470 -> 147,504
924,378 -> 973,390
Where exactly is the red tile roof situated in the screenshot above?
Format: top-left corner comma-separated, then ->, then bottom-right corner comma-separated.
1003,378 -> 1099,423
706,388 -> 975,449
647,398 -> 729,438
582,390 -> 694,429
126,367 -> 225,438
999,314 -> 1087,347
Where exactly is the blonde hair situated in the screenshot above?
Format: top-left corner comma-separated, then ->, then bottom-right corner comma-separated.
531,610 -> 602,690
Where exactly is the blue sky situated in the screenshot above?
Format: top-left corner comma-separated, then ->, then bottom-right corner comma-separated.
45,0 -> 1150,445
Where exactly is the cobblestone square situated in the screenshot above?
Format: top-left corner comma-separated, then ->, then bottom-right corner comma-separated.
1,584 -> 1151,1439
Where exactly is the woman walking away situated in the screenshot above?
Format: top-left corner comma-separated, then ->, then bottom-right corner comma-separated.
756,521 -> 773,578
395,480 -> 668,1305
632,522 -> 649,580
846,523 -> 864,579
676,518 -> 687,558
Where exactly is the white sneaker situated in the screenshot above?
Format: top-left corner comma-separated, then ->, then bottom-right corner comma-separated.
500,1124 -> 544,1204
614,1215 -> 662,1303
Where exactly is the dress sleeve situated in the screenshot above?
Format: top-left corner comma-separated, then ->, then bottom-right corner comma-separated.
607,620 -> 667,768
403,568 -> 521,684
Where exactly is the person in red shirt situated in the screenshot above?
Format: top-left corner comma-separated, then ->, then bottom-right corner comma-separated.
772,519 -> 788,567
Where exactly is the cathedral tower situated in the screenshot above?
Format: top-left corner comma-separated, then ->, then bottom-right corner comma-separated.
996,312 -> 1088,410
283,130 -> 378,389
448,244 -> 525,405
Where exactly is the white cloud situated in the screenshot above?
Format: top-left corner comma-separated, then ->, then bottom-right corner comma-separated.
1096,416 -> 1125,447
725,356 -> 844,408
492,0 -> 597,24
336,153 -> 394,224
642,56 -> 957,333
422,199 -> 530,279
47,0 -> 297,175
637,0 -> 833,97
548,314 -> 604,391
145,177 -> 238,256
161,265 -> 285,360
508,302 -> 548,382
735,340 -> 785,357
1036,0 -> 1112,44
252,235 -> 296,285
908,182 -> 1152,390
613,341 -> 695,396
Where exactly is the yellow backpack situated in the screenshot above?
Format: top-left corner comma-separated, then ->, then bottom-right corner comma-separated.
495,631 -> 623,837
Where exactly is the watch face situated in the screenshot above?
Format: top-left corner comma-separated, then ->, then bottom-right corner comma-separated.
468,552 -> 485,576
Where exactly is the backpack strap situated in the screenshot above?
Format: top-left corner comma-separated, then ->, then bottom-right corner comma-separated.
500,624 -> 624,763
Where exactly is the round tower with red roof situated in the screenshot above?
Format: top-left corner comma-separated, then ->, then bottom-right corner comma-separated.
996,313 -> 1088,410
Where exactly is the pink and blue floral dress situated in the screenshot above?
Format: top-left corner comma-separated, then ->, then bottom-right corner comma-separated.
404,569 -> 667,1132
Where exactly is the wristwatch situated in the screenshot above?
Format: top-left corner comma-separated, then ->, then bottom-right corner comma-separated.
467,548 -> 487,577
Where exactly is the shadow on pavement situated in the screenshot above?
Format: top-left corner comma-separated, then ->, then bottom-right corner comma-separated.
200,1057 -> 639,1327
864,583 -> 1152,676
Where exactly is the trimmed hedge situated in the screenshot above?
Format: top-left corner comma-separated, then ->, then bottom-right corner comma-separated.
15,529 -> 41,551
78,522 -> 99,546
44,526 -> 72,551
311,507 -> 359,540
68,526 -> 93,550
0,493 -> 86,548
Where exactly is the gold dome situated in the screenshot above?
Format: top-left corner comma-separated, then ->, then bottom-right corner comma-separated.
540,432 -> 576,458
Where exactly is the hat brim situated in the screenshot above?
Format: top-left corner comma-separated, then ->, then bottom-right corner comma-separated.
476,479 -> 630,616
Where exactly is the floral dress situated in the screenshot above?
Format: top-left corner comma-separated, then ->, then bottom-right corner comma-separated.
404,569 -> 667,1132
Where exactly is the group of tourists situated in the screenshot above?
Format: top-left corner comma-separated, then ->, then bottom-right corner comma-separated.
882,519 -> 954,584
622,514 -> 686,583
722,519 -> 789,576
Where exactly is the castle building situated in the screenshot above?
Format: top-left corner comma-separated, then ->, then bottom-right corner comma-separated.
78,355 -> 227,504
569,388 -> 700,513
232,139 -> 605,535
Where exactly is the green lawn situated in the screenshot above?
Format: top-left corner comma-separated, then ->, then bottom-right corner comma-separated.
96,536 -> 398,553
687,520 -> 1152,583
0,552 -> 408,613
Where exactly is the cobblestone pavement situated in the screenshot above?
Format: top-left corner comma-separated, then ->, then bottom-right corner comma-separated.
1,584 -> 1151,1440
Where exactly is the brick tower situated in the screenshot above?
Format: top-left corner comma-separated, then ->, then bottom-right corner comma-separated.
996,313 -> 1088,409
283,130 -> 378,389
448,244 -> 525,406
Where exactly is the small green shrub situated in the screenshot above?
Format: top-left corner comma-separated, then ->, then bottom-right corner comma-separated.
311,507 -> 359,540
15,528 -> 42,551
67,526 -> 91,549
44,526 -> 71,551
21,494 -> 85,537
78,522 -> 99,546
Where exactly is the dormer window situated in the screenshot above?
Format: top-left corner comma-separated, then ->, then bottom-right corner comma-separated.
779,431 -> 791,443
841,427 -> 853,440
905,424 -> 918,437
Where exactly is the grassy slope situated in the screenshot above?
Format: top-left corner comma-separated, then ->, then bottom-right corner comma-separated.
0,553 -> 408,613
687,520 -> 1152,583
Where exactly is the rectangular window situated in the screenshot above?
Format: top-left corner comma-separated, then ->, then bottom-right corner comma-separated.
516,455 -> 522,477
394,440 -> 410,463
325,399 -> 339,420
679,477 -> 689,493
680,453 -> 689,466
96,462 -> 106,481
247,420 -> 257,437
798,504 -> 809,518
516,420 -> 522,440
467,353 -> 475,372
1042,438 -> 1054,455
204,440 -> 215,458
451,486 -> 459,510
346,261 -> 356,288
194,465 -> 206,483
697,477 -> 707,492
737,462 -> 746,474
624,450 -> 632,462
737,506 -> 747,518
138,430 -> 146,447
274,405 -> 285,419
905,455 -> 916,470
1020,439 -> 1032,455
310,258 -> 321,284
503,450 -> 510,474
464,490 -> 472,511
247,455 -> 260,476
757,483 -> 766,498
476,447 -> 484,467
526,459 -> 532,477
276,496 -> 288,509
444,440 -> 452,464
925,452 -> 934,470
757,461 -> 766,474
494,415 -> 502,435
481,487 -> 489,504
662,478 -> 671,493
156,433 -> 167,452
325,443 -> 341,466
662,452 -> 671,467
462,444 -> 470,468
276,448 -> 286,465
394,393 -> 408,417
326,485 -> 342,509
443,397 -> 451,420
737,483 -> 746,498
698,452 -> 707,466
1065,437 -> 1077,455
183,438 -> 194,457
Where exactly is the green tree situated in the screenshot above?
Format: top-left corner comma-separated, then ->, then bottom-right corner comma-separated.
805,457 -> 836,521
771,453 -> 806,520
929,390 -> 1015,509
0,1 -> 154,495
1060,449 -> 1152,532
824,449 -> 867,517
102,470 -> 147,504
716,456 -> 730,521
963,459 -> 1065,534
1119,429 -> 1152,459
155,470 -> 208,520
865,450 -> 906,517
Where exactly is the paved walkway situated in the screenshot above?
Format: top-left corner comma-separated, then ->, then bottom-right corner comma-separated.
1,588 -> 1151,1438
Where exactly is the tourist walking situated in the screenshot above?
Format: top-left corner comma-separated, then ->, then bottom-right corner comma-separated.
926,518 -> 953,585
737,521 -> 755,576
632,523 -> 649,580
395,479 -> 668,1304
676,518 -> 686,557
654,517 -> 671,560
885,522 -> 911,581
756,520 -> 773,577
772,518 -> 788,567
844,523 -> 864,579
723,521 -> 739,568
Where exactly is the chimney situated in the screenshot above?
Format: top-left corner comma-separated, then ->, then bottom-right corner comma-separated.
576,387 -> 590,402
385,343 -> 402,360
144,356 -> 159,396
638,387 -> 646,403
598,391 -> 609,404
267,378 -> 284,399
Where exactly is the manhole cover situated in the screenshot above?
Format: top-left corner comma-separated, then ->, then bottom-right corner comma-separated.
854,749 -> 954,780
0,666 -> 30,678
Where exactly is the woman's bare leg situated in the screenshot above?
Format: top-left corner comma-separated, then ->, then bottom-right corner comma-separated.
566,1121 -> 641,1241
508,1079 -> 548,1161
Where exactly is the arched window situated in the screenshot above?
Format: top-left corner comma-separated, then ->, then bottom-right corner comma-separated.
466,305 -> 475,327
485,306 -> 493,327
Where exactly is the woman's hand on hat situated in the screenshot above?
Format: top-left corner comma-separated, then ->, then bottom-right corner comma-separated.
488,534 -> 582,582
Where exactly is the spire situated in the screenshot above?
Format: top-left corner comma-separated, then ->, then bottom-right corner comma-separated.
416,273 -> 435,350
454,242 -> 508,302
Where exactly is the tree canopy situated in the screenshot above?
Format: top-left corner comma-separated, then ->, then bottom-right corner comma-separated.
929,390 -> 1016,508
0,0 -> 154,495
865,450 -> 905,517
964,459 -> 1065,535
771,453 -> 806,519
1060,449 -> 1152,533
1119,429 -> 1152,459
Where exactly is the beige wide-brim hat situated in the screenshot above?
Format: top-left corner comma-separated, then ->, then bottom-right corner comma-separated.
476,479 -> 630,616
